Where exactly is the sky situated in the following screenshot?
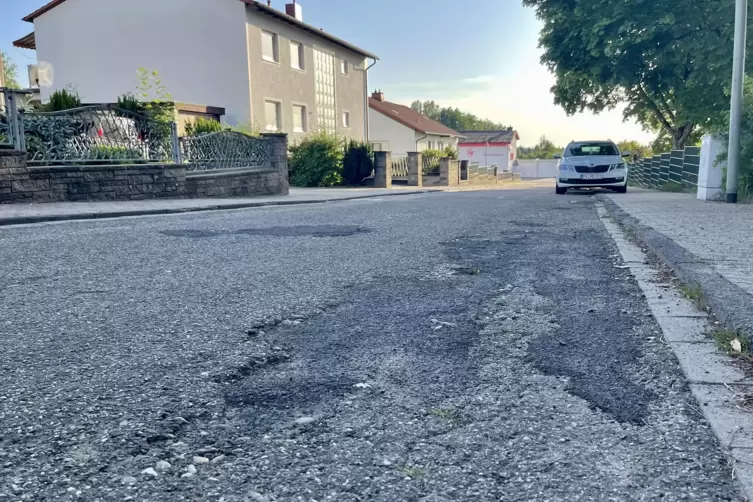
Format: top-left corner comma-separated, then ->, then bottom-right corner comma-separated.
0,0 -> 655,147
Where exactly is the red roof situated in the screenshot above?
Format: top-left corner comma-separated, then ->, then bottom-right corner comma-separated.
369,98 -> 461,137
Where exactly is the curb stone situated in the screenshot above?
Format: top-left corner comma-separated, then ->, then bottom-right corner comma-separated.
595,193 -> 753,338
0,189 -> 443,227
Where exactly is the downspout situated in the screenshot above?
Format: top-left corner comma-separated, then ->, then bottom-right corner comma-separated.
416,132 -> 428,152
364,58 -> 377,141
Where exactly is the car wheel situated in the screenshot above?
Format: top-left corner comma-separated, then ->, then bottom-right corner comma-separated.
613,185 -> 627,194
555,185 -> 567,195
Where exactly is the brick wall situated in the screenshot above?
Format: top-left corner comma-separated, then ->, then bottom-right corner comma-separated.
0,149 -> 288,204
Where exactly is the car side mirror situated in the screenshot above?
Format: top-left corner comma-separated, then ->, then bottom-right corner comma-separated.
621,152 -> 631,157
553,154 -> 562,159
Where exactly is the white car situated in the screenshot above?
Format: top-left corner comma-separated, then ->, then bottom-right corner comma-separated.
554,140 -> 630,194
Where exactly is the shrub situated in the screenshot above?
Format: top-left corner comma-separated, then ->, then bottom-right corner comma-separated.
443,146 -> 458,159
184,117 -> 223,136
45,88 -> 81,111
85,145 -> 145,165
422,148 -> 443,175
288,131 -> 344,187
342,140 -> 373,185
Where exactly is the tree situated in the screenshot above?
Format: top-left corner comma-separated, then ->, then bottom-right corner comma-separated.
617,140 -> 653,159
522,0 -> 734,149
518,135 -> 563,159
410,100 -> 508,131
0,51 -> 20,89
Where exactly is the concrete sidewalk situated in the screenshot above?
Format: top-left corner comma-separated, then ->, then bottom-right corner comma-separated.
599,188 -> 753,336
0,187 -> 437,226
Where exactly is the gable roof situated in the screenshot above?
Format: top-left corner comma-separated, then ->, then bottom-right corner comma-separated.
22,0 -> 378,60
458,129 -> 519,144
369,98 -> 461,137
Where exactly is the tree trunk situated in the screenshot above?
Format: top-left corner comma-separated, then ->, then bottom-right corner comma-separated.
672,124 -> 695,150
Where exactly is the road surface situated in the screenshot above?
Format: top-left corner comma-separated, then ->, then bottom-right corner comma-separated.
0,188 -> 740,501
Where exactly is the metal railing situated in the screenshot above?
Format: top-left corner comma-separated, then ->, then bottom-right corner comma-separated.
467,162 -> 498,180
628,146 -> 700,191
22,106 -> 175,165
0,89 -> 271,170
181,130 -> 270,171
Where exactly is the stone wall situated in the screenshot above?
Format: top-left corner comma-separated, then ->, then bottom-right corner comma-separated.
186,169 -> 284,198
0,144 -> 289,204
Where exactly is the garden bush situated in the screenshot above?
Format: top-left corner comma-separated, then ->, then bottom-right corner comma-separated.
45,88 -> 81,112
184,117 -> 223,136
342,140 -> 373,185
288,131 -> 344,187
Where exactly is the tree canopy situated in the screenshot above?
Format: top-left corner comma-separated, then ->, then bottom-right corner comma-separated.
522,0 -> 735,149
518,136 -> 563,159
410,100 -> 509,131
0,51 -> 20,89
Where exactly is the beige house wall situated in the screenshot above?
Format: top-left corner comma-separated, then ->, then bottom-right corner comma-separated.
245,10 -> 367,143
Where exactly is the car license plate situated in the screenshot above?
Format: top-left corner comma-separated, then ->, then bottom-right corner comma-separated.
582,174 -> 603,180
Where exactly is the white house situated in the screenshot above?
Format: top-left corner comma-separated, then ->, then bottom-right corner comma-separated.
458,129 -> 520,171
13,0 -> 378,141
368,92 -> 461,155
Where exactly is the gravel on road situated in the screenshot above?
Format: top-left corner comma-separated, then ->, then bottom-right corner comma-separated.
0,189 -> 741,501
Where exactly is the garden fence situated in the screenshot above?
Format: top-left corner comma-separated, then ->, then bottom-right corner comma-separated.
0,88 -> 269,171
628,146 -> 700,191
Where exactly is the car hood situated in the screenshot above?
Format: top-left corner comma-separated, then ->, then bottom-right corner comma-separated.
562,155 -> 623,165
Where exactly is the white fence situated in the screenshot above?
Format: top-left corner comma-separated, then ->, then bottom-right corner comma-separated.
516,159 -> 559,179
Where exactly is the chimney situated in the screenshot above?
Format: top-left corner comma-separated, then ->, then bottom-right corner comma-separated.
285,1 -> 303,21
371,90 -> 385,102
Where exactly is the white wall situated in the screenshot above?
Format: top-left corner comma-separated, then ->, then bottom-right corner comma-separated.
459,144 -> 511,171
34,0 -> 251,124
368,108 -> 416,156
416,133 -> 457,152
516,159 -> 559,178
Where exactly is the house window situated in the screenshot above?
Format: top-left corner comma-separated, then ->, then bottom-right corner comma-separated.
290,41 -> 304,70
262,31 -> 279,63
427,141 -> 434,150
439,141 -> 444,150
293,104 -> 307,133
342,110 -> 350,128
340,60 -> 349,75
265,100 -> 281,131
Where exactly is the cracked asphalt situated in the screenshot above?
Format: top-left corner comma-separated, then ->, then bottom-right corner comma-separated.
0,188 -> 742,501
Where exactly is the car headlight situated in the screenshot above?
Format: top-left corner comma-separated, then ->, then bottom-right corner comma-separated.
559,164 -> 574,172
610,163 -> 625,170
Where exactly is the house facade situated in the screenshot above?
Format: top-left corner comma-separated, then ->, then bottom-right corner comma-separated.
13,0 -> 377,142
368,92 -> 461,156
458,129 -> 520,171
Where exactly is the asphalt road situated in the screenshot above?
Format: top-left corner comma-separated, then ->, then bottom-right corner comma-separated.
0,188 -> 741,501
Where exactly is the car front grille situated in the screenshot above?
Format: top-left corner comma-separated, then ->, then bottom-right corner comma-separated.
574,165 -> 610,174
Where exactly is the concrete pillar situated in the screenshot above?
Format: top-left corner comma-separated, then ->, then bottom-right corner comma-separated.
440,157 -> 459,186
374,151 -> 392,188
407,152 -> 423,187
261,133 -> 289,195
697,134 -> 725,201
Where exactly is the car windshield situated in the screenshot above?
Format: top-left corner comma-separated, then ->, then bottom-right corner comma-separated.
565,143 -> 619,157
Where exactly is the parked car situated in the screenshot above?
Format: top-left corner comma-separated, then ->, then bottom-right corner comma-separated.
554,140 -> 630,194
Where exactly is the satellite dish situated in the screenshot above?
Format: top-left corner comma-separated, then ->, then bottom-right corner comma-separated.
36,61 -> 54,88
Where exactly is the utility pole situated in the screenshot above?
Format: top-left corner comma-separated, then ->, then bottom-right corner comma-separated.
726,0 -> 748,203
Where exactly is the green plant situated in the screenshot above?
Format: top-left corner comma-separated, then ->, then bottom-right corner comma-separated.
288,130 -> 344,187
229,122 -> 262,137
45,87 -> 81,111
342,140 -> 373,185
659,181 -> 686,193
134,68 -> 174,123
443,146 -> 458,159
711,329 -> 750,355
85,145 -> 144,165
184,117 -> 223,136
422,148 -> 443,175
1,50 -> 20,89
116,93 -> 147,115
